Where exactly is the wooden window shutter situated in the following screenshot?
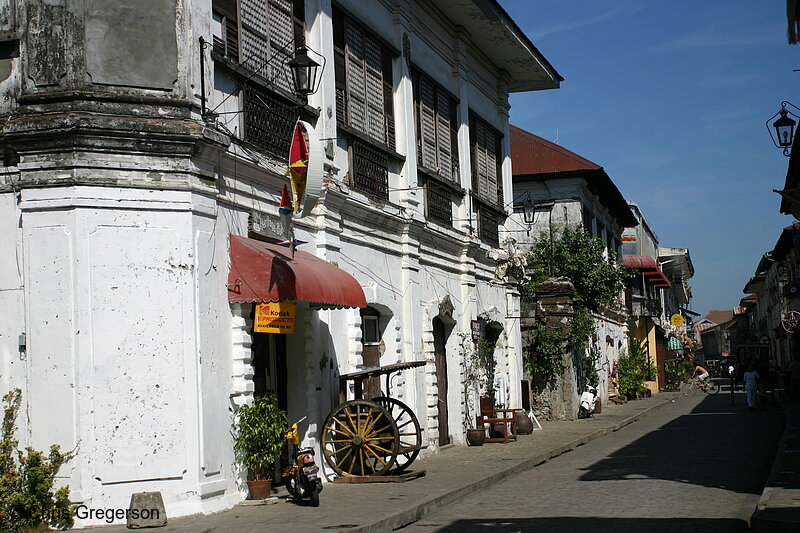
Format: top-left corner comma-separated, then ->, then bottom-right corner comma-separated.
268,0 -> 295,93
240,0 -> 270,68
345,22 -> 368,134
212,0 -> 239,62
364,35 -> 386,144
419,76 -> 437,170
436,90 -> 452,179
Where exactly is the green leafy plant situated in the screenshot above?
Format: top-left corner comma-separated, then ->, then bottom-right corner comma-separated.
233,395 -> 289,481
665,359 -> 693,385
524,324 -> 566,388
0,389 -> 75,533
616,338 -> 658,397
520,227 -> 630,385
523,226 -> 630,313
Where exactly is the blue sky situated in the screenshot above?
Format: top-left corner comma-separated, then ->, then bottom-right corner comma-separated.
501,1 -> 797,318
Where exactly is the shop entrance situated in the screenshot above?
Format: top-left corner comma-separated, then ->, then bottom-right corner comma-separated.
252,332 -> 288,411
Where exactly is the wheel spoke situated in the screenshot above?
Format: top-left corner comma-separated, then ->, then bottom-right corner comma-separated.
327,444 -> 354,456
365,423 -> 393,437
364,445 -> 388,466
364,442 -> 394,455
363,411 -> 385,435
326,424 -> 355,438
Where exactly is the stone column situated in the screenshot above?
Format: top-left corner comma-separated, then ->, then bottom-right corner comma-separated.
521,277 -> 579,421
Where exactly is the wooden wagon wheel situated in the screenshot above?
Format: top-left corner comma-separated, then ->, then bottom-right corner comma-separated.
372,397 -> 422,472
321,400 -> 399,476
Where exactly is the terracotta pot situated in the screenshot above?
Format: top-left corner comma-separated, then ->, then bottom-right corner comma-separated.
514,410 -> 534,435
466,428 -> 486,446
247,479 -> 272,500
593,399 -> 602,414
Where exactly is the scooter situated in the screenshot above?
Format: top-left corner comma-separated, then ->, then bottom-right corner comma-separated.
578,385 -> 598,419
281,416 -> 323,507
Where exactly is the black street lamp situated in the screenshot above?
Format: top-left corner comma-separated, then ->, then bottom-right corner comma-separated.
767,101 -> 800,156
522,197 -> 536,226
288,47 -> 321,99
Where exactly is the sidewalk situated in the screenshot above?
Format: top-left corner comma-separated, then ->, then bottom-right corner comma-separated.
751,394 -> 800,533
82,393 -> 676,533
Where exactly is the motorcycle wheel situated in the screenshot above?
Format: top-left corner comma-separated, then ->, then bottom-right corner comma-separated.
309,488 -> 320,507
578,406 -> 588,419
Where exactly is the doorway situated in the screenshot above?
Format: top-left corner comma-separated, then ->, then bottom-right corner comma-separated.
360,306 -> 383,399
433,316 -> 449,446
252,332 -> 288,411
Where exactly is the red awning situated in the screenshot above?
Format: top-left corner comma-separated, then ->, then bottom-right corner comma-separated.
623,255 -> 658,271
227,235 -> 366,308
623,255 -> 672,288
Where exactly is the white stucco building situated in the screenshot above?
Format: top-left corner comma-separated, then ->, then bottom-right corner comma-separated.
0,0 -> 560,526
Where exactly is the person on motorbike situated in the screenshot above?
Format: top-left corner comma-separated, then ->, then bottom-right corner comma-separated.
692,362 -> 710,391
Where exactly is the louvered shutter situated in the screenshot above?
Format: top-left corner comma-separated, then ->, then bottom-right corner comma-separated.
364,35 -> 385,144
345,22 -> 368,133
436,91 -> 452,179
484,125 -> 498,205
240,0 -> 269,68
268,0 -> 294,93
419,76 -> 437,170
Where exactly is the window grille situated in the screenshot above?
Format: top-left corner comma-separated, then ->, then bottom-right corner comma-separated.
351,139 -> 389,200
333,9 -> 395,151
243,82 -> 296,162
470,113 -> 502,207
478,204 -> 499,246
425,180 -> 452,226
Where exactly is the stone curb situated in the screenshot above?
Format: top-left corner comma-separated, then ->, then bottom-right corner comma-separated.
750,402 -> 799,533
351,396 -> 675,533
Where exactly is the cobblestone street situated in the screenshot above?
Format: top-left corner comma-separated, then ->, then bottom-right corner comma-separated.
401,392 -> 784,532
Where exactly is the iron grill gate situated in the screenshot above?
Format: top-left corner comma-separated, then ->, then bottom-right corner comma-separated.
351,139 -> 389,200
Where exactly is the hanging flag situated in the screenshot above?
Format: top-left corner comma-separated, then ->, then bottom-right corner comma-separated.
288,122 -> 309,213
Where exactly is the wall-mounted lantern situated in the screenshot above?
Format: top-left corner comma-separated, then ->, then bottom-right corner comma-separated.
767,101 -> 800,156
288,46 -> 321,99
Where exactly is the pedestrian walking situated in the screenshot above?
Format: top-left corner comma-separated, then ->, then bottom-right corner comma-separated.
743,364 -> 760,410
790,356 -> 800,398
728,363 -> 736,391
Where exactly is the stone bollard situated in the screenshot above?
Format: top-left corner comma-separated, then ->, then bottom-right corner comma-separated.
127,491 -> 167,529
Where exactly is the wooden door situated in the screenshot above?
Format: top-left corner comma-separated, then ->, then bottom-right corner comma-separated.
433,317 -> 449,446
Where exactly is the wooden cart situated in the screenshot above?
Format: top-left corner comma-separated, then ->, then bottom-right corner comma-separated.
320,361 -> 426,479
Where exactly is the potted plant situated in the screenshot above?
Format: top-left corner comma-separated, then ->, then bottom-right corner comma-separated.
461,333 -> 500,445
233,395 -> 289,499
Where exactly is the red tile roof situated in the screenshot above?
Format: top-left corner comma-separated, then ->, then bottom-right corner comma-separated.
510,126 -> 601,175
703,309 -> 734,325
510,125 -> 637,227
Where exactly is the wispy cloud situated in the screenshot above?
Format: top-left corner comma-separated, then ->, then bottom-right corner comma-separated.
648,26 -> 779,54
531,3 -> 646,39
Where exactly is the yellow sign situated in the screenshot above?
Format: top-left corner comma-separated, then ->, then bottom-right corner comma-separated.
670,314 -> 685,327
255,302 -> 296,334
